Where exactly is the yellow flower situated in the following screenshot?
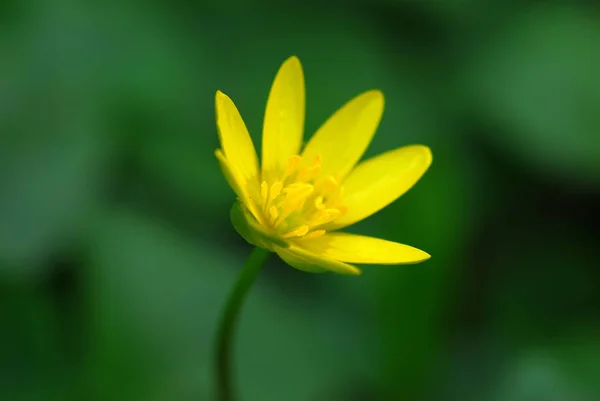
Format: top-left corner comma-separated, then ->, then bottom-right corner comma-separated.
215,56 -> 432,275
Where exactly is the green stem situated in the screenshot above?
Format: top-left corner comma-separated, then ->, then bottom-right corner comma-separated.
215,247 -> 271,401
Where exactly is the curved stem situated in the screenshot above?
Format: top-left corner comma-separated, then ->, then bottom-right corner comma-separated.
215,247 -> 271,401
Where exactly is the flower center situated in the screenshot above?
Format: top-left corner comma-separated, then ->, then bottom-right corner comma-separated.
259,154 -> 348,240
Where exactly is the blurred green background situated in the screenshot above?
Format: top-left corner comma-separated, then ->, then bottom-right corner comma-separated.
1,1 -> 600,400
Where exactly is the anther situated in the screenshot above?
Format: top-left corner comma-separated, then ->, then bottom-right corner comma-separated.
270,182 -> 283,199
314,175 -> 338,195
305,210 -> 329,228
296,164 -> 322,183
281,225 -> 309,238
283,184 -> 313,203
266,181 -> 282,206
282,182 -> 305,193
269,206 -> 279,222
314,196 -> 325,210
274,185 -> 314,227
260,181 -> 268,200
300,230 -> 326,240
337,205 -> 349,215
283,155 -> 302,180
307,208 -> 341,228
262,181 -> 283,215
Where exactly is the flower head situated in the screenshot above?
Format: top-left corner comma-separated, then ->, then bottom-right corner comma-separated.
215,56 -> 432,275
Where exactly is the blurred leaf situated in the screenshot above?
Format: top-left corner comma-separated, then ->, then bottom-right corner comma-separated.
0,119 -> 106,277
137,130 -> 226,215
436,330 -> 600,401
485,224 -> 599,345
468,5 -> 600,184
493,352 -> 583,401
0,1 -> 111,277
489,336 -> 600,401
0,286 -> 67,401
89,7 -> 229,215
386,0 -> 505,25
551,332 -> 600,396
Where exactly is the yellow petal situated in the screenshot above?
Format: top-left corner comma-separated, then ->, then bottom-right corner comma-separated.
330,145 -> 432,230
262,56 -> 305,182
215,150 -> 265,225
298,232 -> 430,264
215,90 -> 259,185
301,90 -> 384,180
275,246 -> 361,275
215,149 -> 244,198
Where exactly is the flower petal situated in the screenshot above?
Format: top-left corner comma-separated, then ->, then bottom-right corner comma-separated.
215,150 -> 265,225
262,56 -> 305,182
301,90 -> 384,180
215,90 -> 259,185
298,232 -> 430,264
275,246 -> 361,275
330,145 -> 432,230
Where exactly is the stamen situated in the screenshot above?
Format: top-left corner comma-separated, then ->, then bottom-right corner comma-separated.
297,165 -> 321,182
283,184 -> 313,202
305,210 -> 327,228
296,155 -> 323,183
306,208 -> 341,228
314,175 -> 338,195
264,181 -> 282,211
337,205 -> 349,215
260,181 -> 269,200
300,230 -> 325,240
282,182 -> 305,193
281,225 -> 309,238
269,206 -> 279,222
283,155 -> 302,181
314,196 -> 325,210
325,186 -> 346,208
274,185 -> 314,227
256,154 -> 348,240
270,182 -> 283,198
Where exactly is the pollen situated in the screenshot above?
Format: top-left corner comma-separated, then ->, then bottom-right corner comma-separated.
257,154 -> 348,241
